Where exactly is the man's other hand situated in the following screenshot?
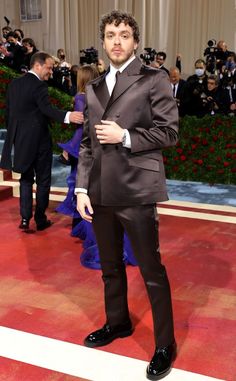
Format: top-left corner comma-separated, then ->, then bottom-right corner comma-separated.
77,193 -> 93,222
69,111 -> 84,124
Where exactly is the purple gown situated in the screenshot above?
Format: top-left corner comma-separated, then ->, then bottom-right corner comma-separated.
56,93 -> 137,269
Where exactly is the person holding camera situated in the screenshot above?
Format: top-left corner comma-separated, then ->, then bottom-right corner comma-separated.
183,58 -> 208,117
202,75 -> 222,115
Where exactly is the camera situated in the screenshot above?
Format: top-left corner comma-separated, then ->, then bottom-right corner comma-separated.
204,39 -> 218,73
140,48 -> 156,65
80,47 -> 98,65
53,66 -> 70,78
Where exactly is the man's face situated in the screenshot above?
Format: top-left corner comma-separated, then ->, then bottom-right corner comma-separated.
156,55 -> 165,66
36,58 -> 54,81
195,62 -> 205,70
207,79 -> 217,91
23,42 -> 33,54
103,22 -> 138,68
7,36 -> 17,45
169,70 -> 180,84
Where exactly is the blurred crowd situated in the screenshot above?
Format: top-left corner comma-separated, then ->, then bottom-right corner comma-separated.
1,24 -> 235,118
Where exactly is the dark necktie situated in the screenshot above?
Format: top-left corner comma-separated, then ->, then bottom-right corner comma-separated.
173,84 -> 176,97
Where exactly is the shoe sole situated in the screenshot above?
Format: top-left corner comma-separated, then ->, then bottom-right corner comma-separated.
36,222 -> 53,231
84,328 -> 134,348
146,366 -> 172,381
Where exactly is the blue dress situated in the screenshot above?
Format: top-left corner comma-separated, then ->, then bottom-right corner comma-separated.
56,93 -> 137,269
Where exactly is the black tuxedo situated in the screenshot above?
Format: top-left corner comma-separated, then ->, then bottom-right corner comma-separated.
0,72 -> 66,223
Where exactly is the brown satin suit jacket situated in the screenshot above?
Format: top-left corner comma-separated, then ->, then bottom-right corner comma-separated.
76,57 -> 179,206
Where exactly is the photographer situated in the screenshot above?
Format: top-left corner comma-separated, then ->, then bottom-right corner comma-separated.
183,59 -> 208,117
202,75 -> 221,115
219,61 -> 236,115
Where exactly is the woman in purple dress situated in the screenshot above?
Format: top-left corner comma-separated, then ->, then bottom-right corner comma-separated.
56,65 -> 137,269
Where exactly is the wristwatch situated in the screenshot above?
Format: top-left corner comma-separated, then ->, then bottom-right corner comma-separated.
122,130 -> 127,146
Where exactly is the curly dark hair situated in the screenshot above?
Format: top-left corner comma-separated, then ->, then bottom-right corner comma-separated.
99,10 -> 140,43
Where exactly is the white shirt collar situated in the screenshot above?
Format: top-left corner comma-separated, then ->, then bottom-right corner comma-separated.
28,70 -> 41,81
109,55 -> 136,75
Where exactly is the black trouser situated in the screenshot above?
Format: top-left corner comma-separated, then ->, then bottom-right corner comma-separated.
92,204 -> 175,349
19,142 -> 52,224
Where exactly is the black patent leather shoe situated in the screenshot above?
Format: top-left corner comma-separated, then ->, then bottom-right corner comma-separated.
19,219 -> 29,229
146,343 -> 177,380
84,322 -> 133,348
36,219 -> 52,231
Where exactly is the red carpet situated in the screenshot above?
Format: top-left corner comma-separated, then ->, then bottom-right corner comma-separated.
0,197 -> 235,380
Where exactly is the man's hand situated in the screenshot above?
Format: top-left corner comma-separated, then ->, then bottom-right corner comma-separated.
77,193 -> 94,223
69,111 -> 84,124
95,120 -> 124,144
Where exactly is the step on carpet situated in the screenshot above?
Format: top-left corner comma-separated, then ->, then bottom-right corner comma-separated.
0,198 -> 235,380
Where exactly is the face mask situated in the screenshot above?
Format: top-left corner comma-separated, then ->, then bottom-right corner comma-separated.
195,68 -> 205,77
226,61 -> 236,71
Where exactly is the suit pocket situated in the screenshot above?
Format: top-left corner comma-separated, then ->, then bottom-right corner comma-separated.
128,156 -> 159,172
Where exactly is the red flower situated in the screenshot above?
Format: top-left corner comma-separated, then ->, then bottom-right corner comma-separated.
231,168 -> 236,173
176,148 -> 183,154
209,147 -> 215,153
180,155 -> 187,161
202,139 -> 208,146
191,144 -> 197,150
163,156 -> 167,163
197,159 -> 203,165
218,169 -> 225,174
212,135 -> 218,142
223,161 -> 230,167
226,152 -> 232,158
225,144 -> 232,148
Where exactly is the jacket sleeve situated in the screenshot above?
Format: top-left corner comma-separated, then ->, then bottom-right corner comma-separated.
34,81 -> 67,123
75,99 -> 94,189
129,70 -> 179,153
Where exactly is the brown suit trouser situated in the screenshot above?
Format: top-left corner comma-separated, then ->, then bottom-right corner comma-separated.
92,204 -> 174,348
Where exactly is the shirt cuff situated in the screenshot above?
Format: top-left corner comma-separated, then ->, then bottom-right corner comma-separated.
74,187 -> 88,195
122,129 -> 131,148
64,111 -> 71,124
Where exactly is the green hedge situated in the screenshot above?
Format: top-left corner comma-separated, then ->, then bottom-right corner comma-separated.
0,64 -> 235,185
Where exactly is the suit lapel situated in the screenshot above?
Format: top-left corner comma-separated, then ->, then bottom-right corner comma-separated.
91,58 -> 145,116
93,76 -> 110,110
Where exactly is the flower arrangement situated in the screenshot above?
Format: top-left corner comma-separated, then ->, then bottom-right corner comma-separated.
163,116 -> 236,185
0,64 -> 235,185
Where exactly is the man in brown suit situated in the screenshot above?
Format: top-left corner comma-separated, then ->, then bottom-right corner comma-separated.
76,10 -> 179,380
